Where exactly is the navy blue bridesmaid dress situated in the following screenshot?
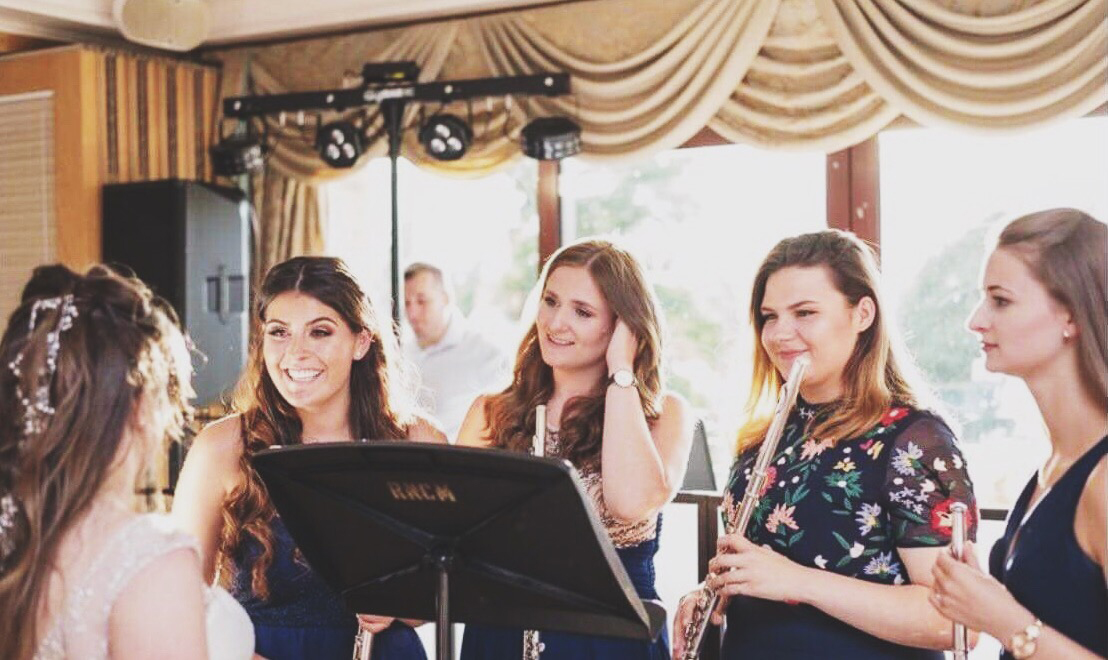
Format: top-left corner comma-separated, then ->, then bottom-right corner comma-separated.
231,514 -> 428,660
988,436 -> 1108,659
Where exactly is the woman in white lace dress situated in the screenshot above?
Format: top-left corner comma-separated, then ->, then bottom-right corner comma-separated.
0,265 -> 254,659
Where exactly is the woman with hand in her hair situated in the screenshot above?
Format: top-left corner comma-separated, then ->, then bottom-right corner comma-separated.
673,230 -> 978,659
457,238 -> 695,660
0,265 -> 254,660
173,256 -> 444,660
930,209 -> 1107,659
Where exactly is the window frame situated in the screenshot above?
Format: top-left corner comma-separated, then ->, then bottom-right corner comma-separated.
531,107 -> 1108,522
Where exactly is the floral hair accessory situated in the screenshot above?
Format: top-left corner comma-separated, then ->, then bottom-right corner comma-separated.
7,294 -> 79,440
0,492 -> 18,566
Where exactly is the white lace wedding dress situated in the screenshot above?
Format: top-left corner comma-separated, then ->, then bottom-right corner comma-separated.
34,513 -> 254,659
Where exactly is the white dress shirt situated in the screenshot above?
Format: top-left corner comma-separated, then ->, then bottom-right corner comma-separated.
404,309 -> 510,440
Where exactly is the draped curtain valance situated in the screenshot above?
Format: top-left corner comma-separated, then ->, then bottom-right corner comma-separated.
211,0 -> 1106,166
206,0 -> 1107,267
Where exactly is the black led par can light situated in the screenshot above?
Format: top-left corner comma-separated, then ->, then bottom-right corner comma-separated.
210,136 -> 265,176
521,116 -> 581,161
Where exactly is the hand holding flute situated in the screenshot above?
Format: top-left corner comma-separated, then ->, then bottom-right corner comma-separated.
675,355 -> 809,660
353,614 -> 393,660
949,502 -> 969,660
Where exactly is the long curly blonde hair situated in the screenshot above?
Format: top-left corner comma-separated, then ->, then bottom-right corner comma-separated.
737,230 -> 923,453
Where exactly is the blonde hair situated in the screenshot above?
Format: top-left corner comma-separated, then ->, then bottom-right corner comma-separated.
737,230 -> 924,452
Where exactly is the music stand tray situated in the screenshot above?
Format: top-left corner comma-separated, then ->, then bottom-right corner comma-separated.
251,442 -> 665,660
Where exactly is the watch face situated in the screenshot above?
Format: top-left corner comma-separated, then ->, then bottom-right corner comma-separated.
613,369 -> 635,387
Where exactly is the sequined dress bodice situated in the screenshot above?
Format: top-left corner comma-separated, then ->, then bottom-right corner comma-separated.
34,513 -> 253,660
544,430 -> 658,549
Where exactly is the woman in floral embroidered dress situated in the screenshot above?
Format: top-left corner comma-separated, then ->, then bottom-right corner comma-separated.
672,230 -> 979,659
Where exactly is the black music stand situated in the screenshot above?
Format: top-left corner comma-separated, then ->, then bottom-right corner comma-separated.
251,443 -> 666,660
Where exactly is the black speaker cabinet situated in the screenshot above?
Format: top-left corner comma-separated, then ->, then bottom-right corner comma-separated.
102,179 -> 250,406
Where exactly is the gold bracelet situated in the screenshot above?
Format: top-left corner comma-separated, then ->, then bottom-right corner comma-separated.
1009,618 -> 1043,659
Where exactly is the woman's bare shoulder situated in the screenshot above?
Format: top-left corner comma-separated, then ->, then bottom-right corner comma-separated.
457,395 -> 494,448
189,414 -> 245,465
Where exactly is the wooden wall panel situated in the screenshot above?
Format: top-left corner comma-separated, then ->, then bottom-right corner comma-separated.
0,47 -> 101,268
0,46 -> 221,271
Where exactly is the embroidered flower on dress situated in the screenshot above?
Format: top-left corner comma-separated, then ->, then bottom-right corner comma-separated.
879,407 -> 910,427
890,487 -> 913,504
765,503 -> 799,534
932,457 -> 948,472
833,457 -> 856,472
863,552 -> 900,577
862,439 -> 884,459
891,441 -> 924,476
929,498 -> 974,538
758,466 -> 778,497
855,502 -> 882,536
825,471 -> 863,498
800,438 -> 833,461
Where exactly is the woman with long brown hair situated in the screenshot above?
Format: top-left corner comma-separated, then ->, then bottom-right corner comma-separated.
0,265 -> 253,659
672,230 -> 978,659
931,209 -> 1107,659
173,256 -> 444,660
456,238 -> 695,659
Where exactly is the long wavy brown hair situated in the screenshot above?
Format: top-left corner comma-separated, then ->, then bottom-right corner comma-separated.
0,266 -> 191,660
996,209 -> 1107,404
219,256 -> 415,600
483,239 -> 664,469
737,230 -> 925,452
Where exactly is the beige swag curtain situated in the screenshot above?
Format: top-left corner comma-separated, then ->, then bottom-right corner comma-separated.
209,0 -> 1107,262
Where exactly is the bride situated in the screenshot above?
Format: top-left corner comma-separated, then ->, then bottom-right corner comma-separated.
0,265 -> 254,659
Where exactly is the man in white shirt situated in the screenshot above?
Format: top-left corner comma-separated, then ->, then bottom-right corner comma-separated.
403,262 -> 510,440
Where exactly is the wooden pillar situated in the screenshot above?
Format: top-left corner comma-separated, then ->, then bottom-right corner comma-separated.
537,159 -> 561,272
827,137 -> 880,252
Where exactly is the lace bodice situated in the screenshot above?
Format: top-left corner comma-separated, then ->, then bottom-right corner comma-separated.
544,431 -> 658,548
34,513 -> 254,660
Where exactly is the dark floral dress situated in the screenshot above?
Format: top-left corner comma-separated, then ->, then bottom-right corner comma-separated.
720,399 -> 977,659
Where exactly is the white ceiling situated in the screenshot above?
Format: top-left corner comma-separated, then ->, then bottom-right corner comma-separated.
0,0 -> 556,47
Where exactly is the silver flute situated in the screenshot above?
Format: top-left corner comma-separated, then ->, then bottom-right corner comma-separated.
680,355 -> 810,660
950,502 -> 969,660
353,625 -> 374,660
523,405 -> 547,660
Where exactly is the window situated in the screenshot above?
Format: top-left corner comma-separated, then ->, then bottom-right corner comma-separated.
880,116 -> 1108,511
562,145 -> 827,486
0,91 -> 55,323
325,156 -> 538,348
880,117 -> 1108,658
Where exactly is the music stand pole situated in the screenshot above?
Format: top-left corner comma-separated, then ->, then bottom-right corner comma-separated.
433,551 -> 453,660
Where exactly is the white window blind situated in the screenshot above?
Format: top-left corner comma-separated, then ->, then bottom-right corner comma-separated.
0,91 -> 55,324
